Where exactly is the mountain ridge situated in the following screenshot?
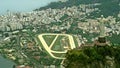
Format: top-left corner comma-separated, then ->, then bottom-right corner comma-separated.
35,0 -> 120,18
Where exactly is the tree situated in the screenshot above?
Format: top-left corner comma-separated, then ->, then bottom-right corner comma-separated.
64,45 -> 120,68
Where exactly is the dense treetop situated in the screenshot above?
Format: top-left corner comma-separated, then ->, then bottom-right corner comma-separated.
63,45 -> 120,68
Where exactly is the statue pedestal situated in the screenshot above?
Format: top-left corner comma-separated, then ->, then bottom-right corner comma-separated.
94,36 -> 108,46
98,36 -> 106,43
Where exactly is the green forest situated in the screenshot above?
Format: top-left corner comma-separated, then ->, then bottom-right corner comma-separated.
63,45 -> 120,68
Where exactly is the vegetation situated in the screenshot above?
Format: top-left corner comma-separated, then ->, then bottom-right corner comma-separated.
35,0 -> 120,18
107,34 -> 120,45
42,35 -> 57,46
89,0 -> 120,18
64,45 -> 120,68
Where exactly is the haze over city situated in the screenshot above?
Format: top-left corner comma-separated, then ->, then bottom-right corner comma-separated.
0,0 -> 58,15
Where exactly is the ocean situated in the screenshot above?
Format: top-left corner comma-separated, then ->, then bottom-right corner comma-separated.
0,56 -> 16,68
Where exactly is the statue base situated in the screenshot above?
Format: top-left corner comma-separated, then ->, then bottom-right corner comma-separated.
98,36 -> 106,43
94,36 -> 108,46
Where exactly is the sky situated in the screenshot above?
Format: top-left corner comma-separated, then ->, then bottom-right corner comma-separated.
0,0 -> 58,15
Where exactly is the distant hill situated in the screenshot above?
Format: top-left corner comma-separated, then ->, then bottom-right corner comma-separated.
35,0 -> 120,18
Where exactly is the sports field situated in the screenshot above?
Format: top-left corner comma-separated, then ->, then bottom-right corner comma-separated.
37,33 -> 79,59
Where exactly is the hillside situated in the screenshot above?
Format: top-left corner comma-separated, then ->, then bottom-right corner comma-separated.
35,0 -> 120,18
64,45 -> 120,68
